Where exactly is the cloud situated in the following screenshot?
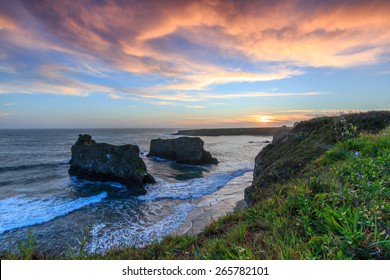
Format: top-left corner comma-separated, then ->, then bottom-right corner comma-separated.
0,64 -> 18,74
376,70 -> 390,75
186,105 -> 206,109
212,1 -> 390,68
0,60 -> 119,97
147,101 -> 177,106
108,89 -> 325,103
203,91 -> 324,99
0,0 -> 389,109
275,109 -> 367,116
174,107 -> 390,128
0,111 -> 16,117
159,68 -> 304,91
242,108 -> 390,127
0,80 -> 111,97
3,0 -> 388,77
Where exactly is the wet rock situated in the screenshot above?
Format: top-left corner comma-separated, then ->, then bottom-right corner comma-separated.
147,137 -> 218,165
69,134 -> 155,195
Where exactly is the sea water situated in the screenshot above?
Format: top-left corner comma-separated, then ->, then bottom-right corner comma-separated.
0,129 -> 271,255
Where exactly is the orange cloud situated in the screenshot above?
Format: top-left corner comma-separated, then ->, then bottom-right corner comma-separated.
1,0 -> 389,102
9,0 -> 388,77
203,1 -> 390,67
171,108 -> 390,128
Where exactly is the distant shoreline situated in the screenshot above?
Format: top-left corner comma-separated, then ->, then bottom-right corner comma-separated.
175,126 -> 292,136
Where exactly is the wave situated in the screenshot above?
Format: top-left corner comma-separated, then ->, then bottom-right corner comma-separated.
138,167 -> 252,201
0,192 -> 107,235
85,202 -> 194,253
72,177 -> 126,189
147,156 -> 211,169
0,161 -> 69,173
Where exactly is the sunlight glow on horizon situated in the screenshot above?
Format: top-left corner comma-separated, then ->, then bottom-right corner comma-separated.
258,116 -> 272,123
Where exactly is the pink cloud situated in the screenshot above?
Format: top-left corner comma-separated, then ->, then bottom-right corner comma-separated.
4,1 -> 390,63
5,0 -> 387,73
1,0 -> 389,100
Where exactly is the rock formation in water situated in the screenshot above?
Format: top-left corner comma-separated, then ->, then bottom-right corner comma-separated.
69,134 -> 155,195
245,111 -> 390,207
147,137 -> 218,165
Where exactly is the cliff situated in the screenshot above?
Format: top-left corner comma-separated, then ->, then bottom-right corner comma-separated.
245,111 -> 390,206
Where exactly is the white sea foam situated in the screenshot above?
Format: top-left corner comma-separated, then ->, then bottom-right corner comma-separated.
0,192 -> 107,235
108,182 -> 126,189
74,178 -> 126,189
0,129 -> 264,253
86,202 -> 194,253
138,167 -> 252,201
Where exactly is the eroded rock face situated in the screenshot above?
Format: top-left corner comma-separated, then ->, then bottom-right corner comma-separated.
69,134 -> 155,195
147,137 -> 218,165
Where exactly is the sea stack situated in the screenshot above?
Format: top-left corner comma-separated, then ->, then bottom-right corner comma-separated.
147,137 -> 218,165
69,134 -> 155,195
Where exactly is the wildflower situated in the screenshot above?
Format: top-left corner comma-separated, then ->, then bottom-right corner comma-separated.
354,151 -> 359,157
387,229 -> 390,235
357,172 -> 361,178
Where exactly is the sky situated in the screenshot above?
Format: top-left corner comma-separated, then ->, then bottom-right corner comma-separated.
0,0 -> 389,129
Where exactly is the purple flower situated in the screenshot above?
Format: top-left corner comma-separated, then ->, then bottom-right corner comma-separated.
357,172 -> 361,178
354,151 -> 359,157
387,229 -> 390,235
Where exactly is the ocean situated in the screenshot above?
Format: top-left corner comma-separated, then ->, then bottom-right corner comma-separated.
0,129 -> 271,255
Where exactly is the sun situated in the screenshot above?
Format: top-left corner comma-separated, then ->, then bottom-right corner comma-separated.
258,116 -> 272,123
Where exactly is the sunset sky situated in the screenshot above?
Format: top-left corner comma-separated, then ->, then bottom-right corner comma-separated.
0,0 -> 389,128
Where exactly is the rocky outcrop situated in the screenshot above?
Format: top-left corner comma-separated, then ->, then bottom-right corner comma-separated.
69,134 -> 155,195
245,111 -> 390,206
147,137 -> 218,165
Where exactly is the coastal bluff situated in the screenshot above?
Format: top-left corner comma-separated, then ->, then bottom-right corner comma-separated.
69,134 -> 155,195
175,126 -> 291,136
147,137 -> 218,165
245,111 -> 390,206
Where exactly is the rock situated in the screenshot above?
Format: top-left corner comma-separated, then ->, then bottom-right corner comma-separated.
147,137 -> 218,165
69,134 -> 155,195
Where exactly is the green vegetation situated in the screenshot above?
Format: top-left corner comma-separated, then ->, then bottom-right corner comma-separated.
246,111 -> 390,206
2,230 -> 38,260
3,124 -> 388,260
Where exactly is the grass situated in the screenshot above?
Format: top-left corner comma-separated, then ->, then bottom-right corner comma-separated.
2,126 -> 389,260
246,111 -> 390,205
